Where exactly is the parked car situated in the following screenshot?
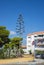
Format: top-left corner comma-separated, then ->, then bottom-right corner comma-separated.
35,54 -> 41,58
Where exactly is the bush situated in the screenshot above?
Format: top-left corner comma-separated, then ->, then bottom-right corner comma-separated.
28,50 -> 32,54
19,48 -> 24,54
0,49 -> 4,59
35,50 -> 44,55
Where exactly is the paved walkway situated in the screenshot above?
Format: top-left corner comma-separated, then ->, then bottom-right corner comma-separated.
0,55 -> 44,65
0,55 -> 34,64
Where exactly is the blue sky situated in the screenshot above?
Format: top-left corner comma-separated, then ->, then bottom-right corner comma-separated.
0,0 -> 44,39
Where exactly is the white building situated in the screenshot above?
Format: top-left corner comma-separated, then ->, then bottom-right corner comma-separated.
27,31 -> 44,54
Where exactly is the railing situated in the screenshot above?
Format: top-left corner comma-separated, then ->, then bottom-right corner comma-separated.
34,37 -> 44,39
35,47 -> 44,51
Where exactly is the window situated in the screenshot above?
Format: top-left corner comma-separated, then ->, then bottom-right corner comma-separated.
28,37 -> 31,38
38,35 -> 43,37
36,45 -> 44,48
38,39 -> 44,43
34,36 -> 37,37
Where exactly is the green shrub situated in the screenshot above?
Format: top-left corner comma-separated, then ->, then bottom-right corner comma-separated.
19,48 -> 24,54
28,50 -> 32,54
35,50 -> 44,54
0,49 -> 4,59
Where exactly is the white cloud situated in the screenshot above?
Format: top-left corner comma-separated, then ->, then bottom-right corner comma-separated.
10,31 -> 16,35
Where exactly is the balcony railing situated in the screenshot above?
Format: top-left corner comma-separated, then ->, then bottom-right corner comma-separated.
35,47 -> 44,51
35,37 -> 44,39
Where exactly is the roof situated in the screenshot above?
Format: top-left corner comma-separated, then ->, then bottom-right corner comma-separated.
21,46 -> 26,49
27,31 -> 44,36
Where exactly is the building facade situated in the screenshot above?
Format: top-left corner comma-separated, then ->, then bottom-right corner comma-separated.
27,31 -> 44,54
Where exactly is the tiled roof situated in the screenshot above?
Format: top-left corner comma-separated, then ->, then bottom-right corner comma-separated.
21,46 -> 26,49
27,31 -> 44,36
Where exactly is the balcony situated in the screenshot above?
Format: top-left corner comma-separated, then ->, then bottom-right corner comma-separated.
35,47 -> 44,51
35,37 -> 44,40
36,43 -> 44,46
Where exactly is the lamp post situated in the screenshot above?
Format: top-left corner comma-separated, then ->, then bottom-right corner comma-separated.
32,41 -> 35,61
